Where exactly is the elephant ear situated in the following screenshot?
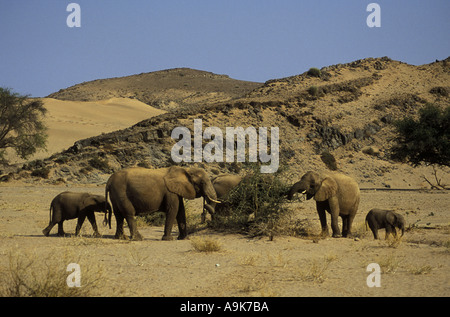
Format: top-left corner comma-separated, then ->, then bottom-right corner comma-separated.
385,211 -> 397,225
314,177 -> 338,201
81,196 -> 97,210
163,166 -> 196,199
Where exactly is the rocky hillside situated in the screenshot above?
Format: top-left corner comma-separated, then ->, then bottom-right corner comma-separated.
47,68 -> 262,111
6,57 -> 450,188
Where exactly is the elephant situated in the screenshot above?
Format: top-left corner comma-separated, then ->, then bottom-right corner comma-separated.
365,208 -> 405,239
287,171 -> 360,238
42,192 -> 112,237
105,166 -> 219,241
201,174 -> 242,223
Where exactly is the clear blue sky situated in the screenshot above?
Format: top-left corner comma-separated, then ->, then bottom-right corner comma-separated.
1,0 -> 449,97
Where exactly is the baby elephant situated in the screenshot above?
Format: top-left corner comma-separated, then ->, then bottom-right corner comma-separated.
365,209 -> 405,239
42,192 -> 111,237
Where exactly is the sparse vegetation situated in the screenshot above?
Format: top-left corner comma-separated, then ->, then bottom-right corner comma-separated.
209,164 -> 290,238
298,255 -> 337,283
88,157 -> 110,172
308,85 -> 320,97
307,67 -> 321,77
190,236 -> 222,253
392,103 -> 450,168
0,250 -> 103,297
31,166 -> 50,179
0,87 -> 47,162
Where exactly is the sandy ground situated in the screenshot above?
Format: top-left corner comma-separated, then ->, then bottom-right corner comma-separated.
0,182 -> 448,298
5,97 -> 165,163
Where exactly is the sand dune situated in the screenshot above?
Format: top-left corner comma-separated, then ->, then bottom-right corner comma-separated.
8,97 -> 165,163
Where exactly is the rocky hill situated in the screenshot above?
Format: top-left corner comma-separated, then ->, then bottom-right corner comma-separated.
6,57 -> 450,188
47,68 -> 262,111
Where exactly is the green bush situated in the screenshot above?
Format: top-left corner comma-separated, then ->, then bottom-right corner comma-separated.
209,164 -> 291,238
31,167 -> 50,179
307,67 -> 321,77
392,103 -> 450,167
308,85 -> 320,97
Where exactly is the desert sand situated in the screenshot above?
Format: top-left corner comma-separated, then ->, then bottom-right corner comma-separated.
0,182 -> 448,298
6,97 -> 165,163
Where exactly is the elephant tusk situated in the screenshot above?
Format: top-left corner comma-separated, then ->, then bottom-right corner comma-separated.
301,190 -> 306,194
208,197 -> 221,204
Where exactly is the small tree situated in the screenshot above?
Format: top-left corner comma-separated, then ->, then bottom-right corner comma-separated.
209,164 -> 291,238
0,88 -> 47,162
392,103 -> 450,188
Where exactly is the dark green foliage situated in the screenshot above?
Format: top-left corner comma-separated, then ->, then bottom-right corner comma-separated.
308,85 -> 320,97
392,103 -> 450,167
0,87 -> 47,162
307,67 -> 321,77
31,167 -> 50,179
209,164 -> 291,237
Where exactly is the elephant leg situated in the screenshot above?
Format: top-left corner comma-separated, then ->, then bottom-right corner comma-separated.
328,198 -> 341,238
112,199 -> 141,240
201,198 -> 207,224
162,195 -> 179,240
385,225 -> 395,239
75,214 -> 86,236
57,221 -> 65,236
42,222 -> 56,236
368,221 -> 379,239
114,210 -> 126,240
176,197 -> 187,240
341,215 -> 349,237
342,213 -> 356,237
316,201 -> 329,237
126,215 -> 143,241
87,213 -> 101,238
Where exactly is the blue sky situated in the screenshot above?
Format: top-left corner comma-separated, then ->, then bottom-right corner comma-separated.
0,0 -> 449,97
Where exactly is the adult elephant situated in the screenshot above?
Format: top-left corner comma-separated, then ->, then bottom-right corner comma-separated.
288,171 -> 360,238
201,174 -> 242,223
105,166 -> 219,241
42,192 -> 111,237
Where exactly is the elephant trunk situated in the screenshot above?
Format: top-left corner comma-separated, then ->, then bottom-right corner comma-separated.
287,181 -> 307,200
204,181 -> 220,204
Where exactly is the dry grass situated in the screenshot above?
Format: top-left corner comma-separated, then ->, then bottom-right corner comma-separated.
190,236 -> 222,253
297,255 -> 337,283
407,264 -> 433,275
376,254 -> 403,274
0,249 -> 104,297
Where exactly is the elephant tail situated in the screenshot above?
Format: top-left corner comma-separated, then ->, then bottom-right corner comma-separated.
105,182 -> 112,229
48,203 -> 53,225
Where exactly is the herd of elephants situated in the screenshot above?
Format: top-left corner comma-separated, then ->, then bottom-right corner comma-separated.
42,166 -> 406,241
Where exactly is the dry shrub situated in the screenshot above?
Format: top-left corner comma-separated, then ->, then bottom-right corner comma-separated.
0,250 -> 103,297
209,164 -> 291,238
190,236 -> 222,253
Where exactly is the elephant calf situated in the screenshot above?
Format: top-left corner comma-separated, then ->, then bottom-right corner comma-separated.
42,192 -> 111,237
365,209 -> 405,240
